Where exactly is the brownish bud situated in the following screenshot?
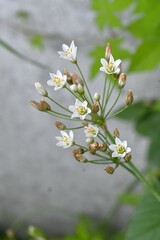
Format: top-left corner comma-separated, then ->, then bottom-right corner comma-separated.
98,143 -> 107,152
6,229 -> 15,239
71,72 -> 83,85
74,154 -> 87,163
82,121 -> 89,127
113,128 -> 120,138
125,90 -> 134,105
64,68 -> 73,85
72,148 -> 85,156
104,166 -> 114,174
92,102 -> 99,113
118,73 -> 127,88
105,43 -> 112,61
89,141 -> 99,154
30,99 -> 51,112
55,121 -> 66,130
124,153 -> 132,162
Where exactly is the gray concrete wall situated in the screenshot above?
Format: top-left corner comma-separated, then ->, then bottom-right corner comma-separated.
0,0 -> 159,235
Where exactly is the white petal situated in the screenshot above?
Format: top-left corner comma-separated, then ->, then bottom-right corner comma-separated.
75,99 -> 82,106
61,131 -> 68,137
87,108 -> 91,114
109,54 -> 114,63
55,136 -> 62,141
126,147 -> 131,153
100,67 -> 106,73
56,141 -> 65,147
114,68 -> 120,74
83,101 -> 88,108
109,144 -> 116,151
100,58 -> 107,66
49,73 -> 55,79
114,59 -> 121,68
69,105 -> 76,112
47,80 -> 54,86
115,137 -> 122,145
70,40 -> 75,49
112,151 -> 119,158
57,70 -> 62,78
123,140 -> 127,148
69,130 -> 74,140
62,44 -> 69,52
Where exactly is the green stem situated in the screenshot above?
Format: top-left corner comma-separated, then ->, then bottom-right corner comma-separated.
101,75 -> 107,113
76,63 -> 93,105
66,126 -> 84,130
104,89 -> 121,119
106,106 -> 128,120
47,111 -> 80,122
47,96 -> 71,113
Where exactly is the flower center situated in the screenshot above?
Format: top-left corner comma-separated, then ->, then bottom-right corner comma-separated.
65,48 -> 72,56
61,136 -> 69,143
76,106 -> 87,115
54,76 -> 62,86
88,127 -> 96,135
106,62 -> 114,73
116,144 -> 126,154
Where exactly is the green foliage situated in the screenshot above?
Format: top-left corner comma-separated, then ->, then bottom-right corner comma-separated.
117,100 -> 160,168
15,10 -> 30,19
118,193 -> 141,205
90,0 -> 160,75
30,35 -> 44,50
125,193 -> 160,240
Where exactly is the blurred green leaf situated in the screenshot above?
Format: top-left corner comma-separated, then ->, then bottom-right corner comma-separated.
118,193 -> 141,205
125,193 -> 160,240
30,35 -> 44,50
148,136 -> 160,168
15,10 -> 30,19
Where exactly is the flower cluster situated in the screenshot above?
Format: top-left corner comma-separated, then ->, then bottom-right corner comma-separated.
32,41 -> 134,174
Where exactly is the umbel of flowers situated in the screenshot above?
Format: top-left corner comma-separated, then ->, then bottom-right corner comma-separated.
31,40 -> 134,175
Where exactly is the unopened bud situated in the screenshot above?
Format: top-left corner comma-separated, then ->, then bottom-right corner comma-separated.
105,43 -> 112,61
70,84 -> 78,92
74,154 -> 87,163
30,99 -> 51,112
77,84 -> 84,94
72,148 -> 85,156
72,73 -> 83,85
64,68 -> 73,84
113,128 -> 120,138
98,143 -> 107,152
118,73 -> 127,88
125,90 -> 134,105
55,121 -> 66,130
35,82 -> 48,97
82,121 -> 89,127
124,153 -> 132,162
94,93 -> 100,101
86,137 -> 94,144
104,166 -> 114,174
89,141 -> 99,154
92,102 -> 99,113
6,229 -> 14,239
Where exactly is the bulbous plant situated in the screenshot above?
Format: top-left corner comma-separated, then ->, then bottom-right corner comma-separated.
31,41 -> 160,202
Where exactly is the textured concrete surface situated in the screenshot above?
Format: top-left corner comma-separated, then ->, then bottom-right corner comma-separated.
0,0 -> 160,235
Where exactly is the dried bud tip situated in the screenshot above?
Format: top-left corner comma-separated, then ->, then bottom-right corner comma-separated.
71,72 -> 83,85
98,143 -> 107,152
35,82 -> 48,97
104,166 -> 114,175
105,42 -> 112,61
125,90 -> 134,105
113,128 -> 120,138
55,121 -> 66,130
82,121 -> 89,127
74,154 -> 87,163
64,68 -> 73,85
92,102 -> 99,113
94,93 -> 100,101
72,148 -> 85,156
89,141 -> 99,154
124,153 -> 132,162
118,73 -> 127,88
30,99 -> 51,112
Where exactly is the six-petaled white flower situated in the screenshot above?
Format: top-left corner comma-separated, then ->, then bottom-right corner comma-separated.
100,54 -> 121,75
55,130 -> 74,148
58,40 -> 77,63
109,137 -> 131,158
84,124 -> 99,138
69,99 -> 91,120
47,70 -> 67,91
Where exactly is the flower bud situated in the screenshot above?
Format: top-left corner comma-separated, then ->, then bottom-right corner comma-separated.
72,148 -> 85,156
113,128 -> 120,138
92,102 -> 99,113
86,137 -> 94,144
77,84 -> 84,94
72,72 -> 83,85
35,82 -> 48,97
104,166 -> 114,174
105,43 -> 112,61
30,99 -> 51,112
55,121 -> 66,130
6,229 -> 14,239
70,84 -> 78,92
125,90 -> 134,105
89,141 -> 99,154
64,68 -> 73,85
124,153 -> 132,162
82,121 -> 89,127
98,143 -> 107,152
118,73 -> 127,88
74,154 -> 87,163
94,93 -> 100,101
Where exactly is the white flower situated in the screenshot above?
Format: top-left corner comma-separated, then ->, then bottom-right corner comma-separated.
100,54 -> 121,75
84,124 -> 99,138
47,70 -> 67,90
35,82 -> 48,96
69,99 -> 91,120
58,40 -> 77,63
55,130 -> 74,148
109,137 -> 131,158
